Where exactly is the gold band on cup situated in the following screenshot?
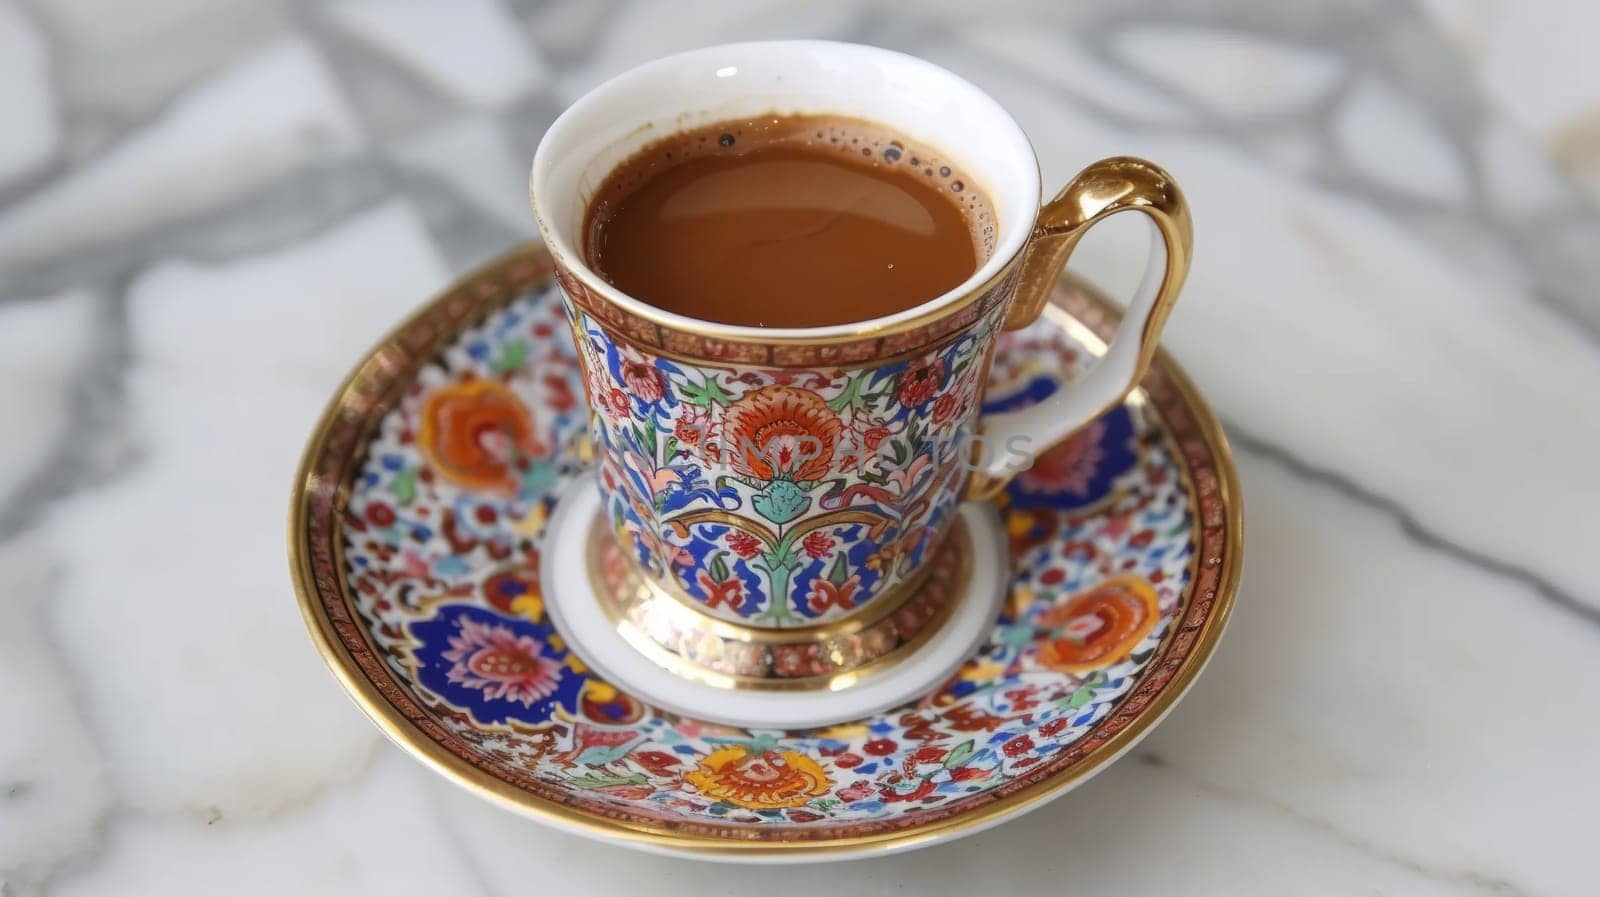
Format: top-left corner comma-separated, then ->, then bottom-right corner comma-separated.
587,515 -> 975,690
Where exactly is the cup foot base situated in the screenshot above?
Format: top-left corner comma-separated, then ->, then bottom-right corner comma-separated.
542,471 -> 1008,729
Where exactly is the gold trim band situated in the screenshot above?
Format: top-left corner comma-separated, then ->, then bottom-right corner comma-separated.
588,515 -> 973,689
557,258 -> 1022,369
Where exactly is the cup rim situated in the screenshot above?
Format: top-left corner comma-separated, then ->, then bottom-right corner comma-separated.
529,40 -> 1041,343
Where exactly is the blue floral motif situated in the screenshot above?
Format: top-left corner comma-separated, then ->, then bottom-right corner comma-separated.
407,604 -> 582,727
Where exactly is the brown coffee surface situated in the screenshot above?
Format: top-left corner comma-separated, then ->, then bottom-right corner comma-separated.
583,115 -> 991,328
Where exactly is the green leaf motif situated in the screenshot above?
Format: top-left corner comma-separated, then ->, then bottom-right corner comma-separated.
744,733 -> 783,754
679,376 -> 734,407
999,623 -> 1034,648
574,744 -> 638,767
387,468 -> 417,506
825,376 -> 867,412
943,739 -> 975,769
493,339 -> 527,374
567,771 -> 648,789
709,550 -> 731,582
826,551 -> 850,586
752,479 -> 811,525
520,461 -> 559,496
631,422 -> 657,456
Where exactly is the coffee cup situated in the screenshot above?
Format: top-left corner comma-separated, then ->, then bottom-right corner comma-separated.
530,40 -> 1190,683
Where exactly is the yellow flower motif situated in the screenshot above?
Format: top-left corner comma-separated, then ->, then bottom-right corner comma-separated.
960,658 -> 1005,683
684,746 -> 831,809
510,591 -> 544,622
815,722 -> 869,741
546,632 -> 587,673
513,502 -> 549,537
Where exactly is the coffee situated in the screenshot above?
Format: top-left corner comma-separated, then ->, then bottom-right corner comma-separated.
582,115 -> 992,328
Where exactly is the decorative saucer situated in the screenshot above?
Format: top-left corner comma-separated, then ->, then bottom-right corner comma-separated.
289,244 -> 1241,860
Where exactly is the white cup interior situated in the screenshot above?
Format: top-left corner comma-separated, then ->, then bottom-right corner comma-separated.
530,40 -> 1041,339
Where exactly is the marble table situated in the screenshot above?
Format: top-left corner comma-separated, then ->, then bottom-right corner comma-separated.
2,1 -> 1597,894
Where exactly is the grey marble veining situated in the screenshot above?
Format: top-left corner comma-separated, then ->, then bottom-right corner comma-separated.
1,1 -> 1597,895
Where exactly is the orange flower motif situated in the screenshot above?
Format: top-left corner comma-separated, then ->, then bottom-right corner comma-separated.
722,385 -> 841,482
417,380 -> 542,493
683,746 -> 831,809
1037,577 -> 1161,674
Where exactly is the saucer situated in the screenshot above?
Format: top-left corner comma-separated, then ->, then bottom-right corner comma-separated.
289,243 -> 1241,860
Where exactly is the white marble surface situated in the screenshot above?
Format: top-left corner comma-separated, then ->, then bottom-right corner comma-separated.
1,1 -> 1596,894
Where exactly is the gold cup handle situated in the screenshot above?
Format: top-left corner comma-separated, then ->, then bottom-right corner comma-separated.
966,156 -> 1193,501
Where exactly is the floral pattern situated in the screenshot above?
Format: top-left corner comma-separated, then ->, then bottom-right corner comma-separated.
442,614 -> 563,707
1035,577 -> 1161,674
684,746 -> 832,809
568,297 -> 1001,628
417,379 -> 545,493
303,247 -> 1236,845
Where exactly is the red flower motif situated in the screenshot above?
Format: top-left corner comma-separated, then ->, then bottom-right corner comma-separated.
632,750 -> 682,777
837,781 -> 876,802
723,385 -> 842,481
895,358 -> 943,408
801,530 -> 834,560
942,705 -> 1003,732
674,411 -> 710,451
863,738 -> 897,757
1002,734 -> 1036,758
806,574 -> 860,615
541,372 -> 576,413
862,426 -> 890,451
620,359 -> 667,404
697,569 -> 745,612
931,392 -> 959,426
725,531 -> 762,559
834,752 -> 864,769
366,502 -> 396,527
1039,717 -> 1071,737
606,387 -> 631,419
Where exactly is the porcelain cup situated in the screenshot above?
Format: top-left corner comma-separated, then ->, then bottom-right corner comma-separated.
530,40 -> 1192,637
